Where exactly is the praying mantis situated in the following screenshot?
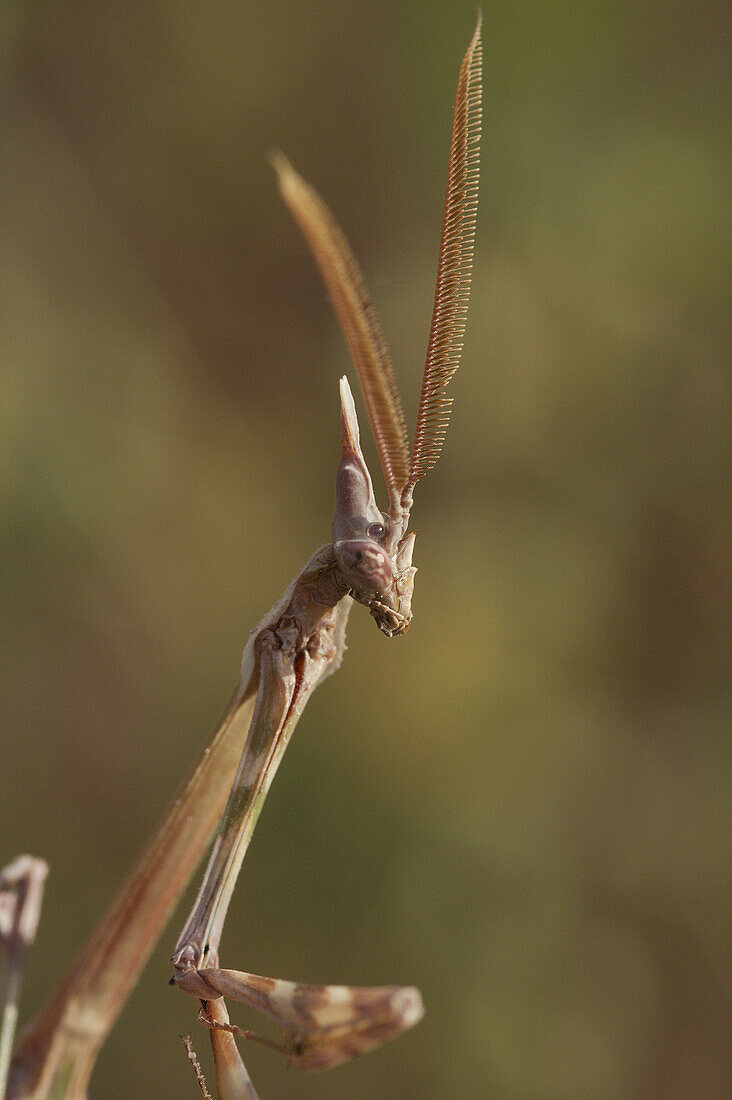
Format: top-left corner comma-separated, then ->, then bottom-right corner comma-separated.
6,15 -> 481,1100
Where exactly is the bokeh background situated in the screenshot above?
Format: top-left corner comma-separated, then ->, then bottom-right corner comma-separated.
2,2 -> 730,1097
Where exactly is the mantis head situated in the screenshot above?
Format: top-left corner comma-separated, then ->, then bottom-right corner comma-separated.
332,376 -> 416,636
272,15 -> 482,637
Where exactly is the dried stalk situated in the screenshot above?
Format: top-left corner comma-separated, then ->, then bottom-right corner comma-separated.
0,858 -> 48,1098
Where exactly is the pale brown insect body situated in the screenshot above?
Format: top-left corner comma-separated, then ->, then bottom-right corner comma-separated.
172,14 -> 483,1082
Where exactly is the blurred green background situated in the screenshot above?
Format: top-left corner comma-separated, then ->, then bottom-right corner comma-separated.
2,2 -> 730,1097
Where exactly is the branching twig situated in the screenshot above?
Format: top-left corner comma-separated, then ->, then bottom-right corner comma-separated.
0,857 -> 48,1099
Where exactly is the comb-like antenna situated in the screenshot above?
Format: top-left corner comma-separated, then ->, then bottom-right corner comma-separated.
271,153 -> 410,516
404,14 -> 482,500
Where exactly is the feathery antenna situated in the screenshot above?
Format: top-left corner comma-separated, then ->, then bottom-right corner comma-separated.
405,14 -> 482,498
271,153 -> 410,514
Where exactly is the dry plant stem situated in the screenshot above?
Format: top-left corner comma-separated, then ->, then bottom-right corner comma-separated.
7,686 -> 259,1098
0,858 -> 48,1100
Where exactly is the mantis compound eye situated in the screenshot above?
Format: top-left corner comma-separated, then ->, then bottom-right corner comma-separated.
367,522 -> 386,541
334,539 -> 393,596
